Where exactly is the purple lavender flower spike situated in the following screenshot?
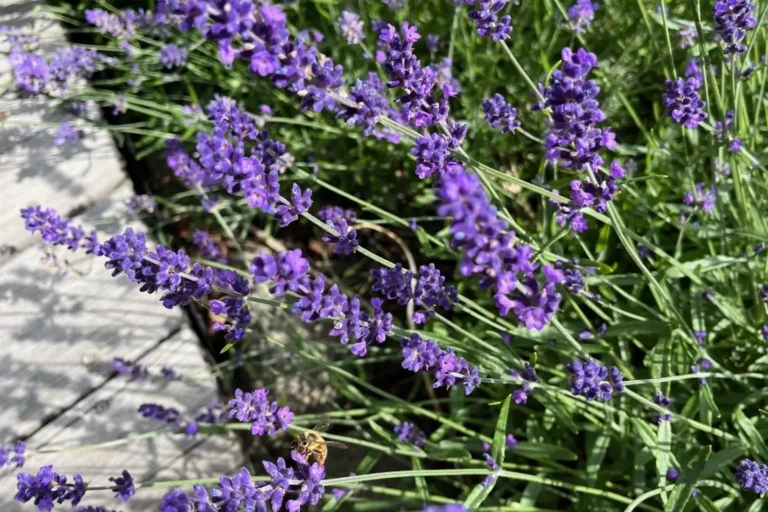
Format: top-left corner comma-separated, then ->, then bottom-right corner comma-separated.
735,459 -> 768,494
109,470 -> 135,503
534,47 -> 614,170
567,0 -> 599,33
85,8 -> 135,39
192,229 -> 227,263
662,78 -> 707,129
20,206 -> 98,253
566,360 -> 624,401
227,388 -> 293,436
15,465 -> 87,509
678,24 -> 697,48
394,422 -> 426,446
159,43 -> 188,69
482,93 -> 521,133
54,122 -> 84,146
338,11 -> 364,45
468,0 -> 513,41
713,0 -> 757,55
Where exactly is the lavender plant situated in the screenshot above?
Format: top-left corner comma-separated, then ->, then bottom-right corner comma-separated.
4,0 -> 768,510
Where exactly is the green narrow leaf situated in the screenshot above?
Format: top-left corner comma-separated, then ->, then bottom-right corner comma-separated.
748,498 -> 765,512
657,421 -> 672,480
695,493 -> 722,512
513,442 -> 579,461
733,408 -> 768,460
463,395 -> 511,509
586,430 -> 611,485
492,395 -> 512,465
411,457 -> 429,502
664,445 -> 711,512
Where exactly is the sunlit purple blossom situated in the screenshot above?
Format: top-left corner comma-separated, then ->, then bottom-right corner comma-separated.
662,77 -> 707,129
54,122 -> 84,146
337,11 -> 364,45
400,333 -> 480,394
467,0 -> 513,41
713,0 -> 757,55
566,360 -> 625,401
534,47 -> 615,170
567,0 -> 599,33
228,388 -> 294,436
394,422 -> 426,446
678,24 -> 697,48
682,182 -> 716,212
735,459 -> 768,494
158,43 -> 188,68
15,466 -> 86,509
482,93 -> 521,133
124,194 -> 156,215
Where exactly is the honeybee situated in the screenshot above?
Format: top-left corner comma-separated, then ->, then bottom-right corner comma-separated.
293,423 -> 348,466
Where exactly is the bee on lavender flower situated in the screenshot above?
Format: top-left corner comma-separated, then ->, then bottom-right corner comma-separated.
293,423 -> 348,466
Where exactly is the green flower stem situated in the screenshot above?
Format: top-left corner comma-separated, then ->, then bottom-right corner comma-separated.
498,41 -> 546,104
659,0 -> 678,79
623,372 -> 767,386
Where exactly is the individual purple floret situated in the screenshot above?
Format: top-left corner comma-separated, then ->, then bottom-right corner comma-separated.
534,47 -> 615,170
227,388 -> 294,436
318,206 -> 357,225
275,184 -> 313,227
662,78 -> 707,129
678,24 -> 697,48
735,459 -> 768,494
566,360 -> 624,401
483,452 -> 500,471
667,468 -> 680,481
158,43 -> 188,69
467,0 -> 513,41
112,357 -> 149,379
338,11 -> 364,45
567,0 -> 599,33
682,183 -> 717,212
652,392 -> 673,423
322,217 -> 359,255
160,366 -> 182,381
54,122 -> 84,146
109,470 -> 135,504
138,403 -> 181,427
400,333 -> 481,394
394,422 -> 426,446
124,194 -> 156,215
15,465 -> 87,510
506,434 -> 518,449
0,441 -> 26,469
482,93 -> 521,133
413,264 -> 458,324
685,58 -> 703,87
250,249 -> 310,296
192,229 -> 227,263
713,0 -> 757,55
730,139 -> 743,152
426,34 -> 440,52
85,8 -> 135,39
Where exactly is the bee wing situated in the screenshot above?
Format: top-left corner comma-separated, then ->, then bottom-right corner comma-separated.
312,423 -> 330,433
325,441 -> 348,450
